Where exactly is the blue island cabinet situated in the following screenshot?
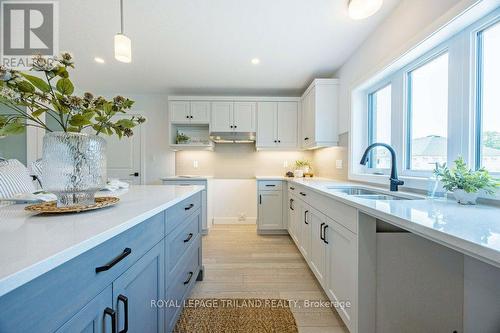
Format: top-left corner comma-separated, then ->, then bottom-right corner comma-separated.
0,191 -> 203,333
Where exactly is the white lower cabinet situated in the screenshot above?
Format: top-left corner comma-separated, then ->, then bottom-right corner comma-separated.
308,207 -> 327,287
325,218 -> 357,333
298,203 -> 311,261
257,180 -> 286,233
287,195 -> 299,244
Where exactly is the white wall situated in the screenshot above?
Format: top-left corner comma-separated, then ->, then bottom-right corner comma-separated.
212,179 -> 257,224
335,0 -> 480,134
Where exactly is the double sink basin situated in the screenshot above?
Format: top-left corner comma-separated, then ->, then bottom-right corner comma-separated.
326,186 -> 421,201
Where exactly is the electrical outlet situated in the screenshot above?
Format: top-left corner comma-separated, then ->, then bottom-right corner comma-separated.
336,160 -> 343,169
238,213 -> 246,221
193,160 -> 199,169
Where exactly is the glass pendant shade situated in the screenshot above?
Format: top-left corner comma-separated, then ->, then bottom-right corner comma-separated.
348,0 -> 383,20
114,33 -> 132,63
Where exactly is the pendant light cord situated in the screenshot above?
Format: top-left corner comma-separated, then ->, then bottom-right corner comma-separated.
120,0 -> 124,34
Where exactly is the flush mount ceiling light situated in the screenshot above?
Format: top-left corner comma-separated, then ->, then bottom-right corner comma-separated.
251,58 -> 260,65
114,0 -> 132,63
348,0 -> 383,20
94,57 -> 105,64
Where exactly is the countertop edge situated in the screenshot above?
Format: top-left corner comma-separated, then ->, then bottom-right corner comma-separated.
0,186 -> 204,297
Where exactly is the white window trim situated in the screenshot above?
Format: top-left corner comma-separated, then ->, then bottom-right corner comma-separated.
349,6 -> 500,200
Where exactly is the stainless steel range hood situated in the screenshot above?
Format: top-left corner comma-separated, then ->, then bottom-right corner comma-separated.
209,132 -> 256,144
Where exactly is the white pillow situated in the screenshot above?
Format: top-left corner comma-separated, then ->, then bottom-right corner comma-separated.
0,159 -> 36,199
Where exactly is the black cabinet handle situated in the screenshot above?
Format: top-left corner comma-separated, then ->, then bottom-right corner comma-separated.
289,198 -> 294,211
190,115 -> 193,119
259,195 -> 262,204
184,203 -> 194,210
320,222 -> 325,241
118,295 -> 129,333
290,187 -> 295,190
183,271 -> 194,285
96,248 -> 132,273
300,192 -> 306,196
304,210 -> 309,224
323,225 -> 329,244
278,140 -> 281,143
183,233 -> 193,243
265,184 -> 276,187
274,140 -> 277,143
304,137 -> 309,141
129,172 -> 139,177
104,307 -> 117,333
234,125 -> 237,128
230,125 -> 234,128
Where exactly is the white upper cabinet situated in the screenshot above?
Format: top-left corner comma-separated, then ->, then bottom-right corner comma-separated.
170,101 -> 210,124
256,101 -> 298,149
211,102 -> 233,132
190,101 -> 210,123
257,102 -> 278,147
300,79 -> 339,149
277,102 -> 298,148
170,101 -> 191,123
233,102 -> 256,132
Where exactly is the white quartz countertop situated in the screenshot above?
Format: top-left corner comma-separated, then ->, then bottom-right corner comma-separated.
288,178 -> 500,268
0,185 -> 204,297
161,175 -> 213,181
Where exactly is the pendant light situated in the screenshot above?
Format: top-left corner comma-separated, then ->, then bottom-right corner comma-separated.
114,0 -> 132,63
348,0 -> 383,20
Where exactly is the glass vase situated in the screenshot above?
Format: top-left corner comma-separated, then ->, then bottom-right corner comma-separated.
42,132 -> 107,207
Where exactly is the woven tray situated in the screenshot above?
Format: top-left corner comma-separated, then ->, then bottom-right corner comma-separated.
25,197 -> 120,214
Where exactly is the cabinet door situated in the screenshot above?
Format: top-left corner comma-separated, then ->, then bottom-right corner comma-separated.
190,102 -> 210,124
256,102 -> 277,147
298,203 -> 311,261
56,286 -> 113,333
211,102 -> 233,132
325,219 -> 357,332
308,208 -> 327,287
170,101 -> 191,123
287,196 -> 299,244
277,102 -> 298,148
113,241 -> 165,333
302,90 -> 315,148
258,191 -> 283,230
233,102 -> 256,132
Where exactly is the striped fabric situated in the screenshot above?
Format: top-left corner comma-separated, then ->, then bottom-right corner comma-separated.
0,159 -> 36,199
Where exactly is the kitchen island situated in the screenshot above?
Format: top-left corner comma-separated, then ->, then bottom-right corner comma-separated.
0,185 -> 204,332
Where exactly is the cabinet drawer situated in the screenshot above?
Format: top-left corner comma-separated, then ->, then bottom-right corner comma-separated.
167,212 -> 201,274
165,238 -> 201,330
162,180 -> 206,187
258,180 -> 283,191
0,212 -> 164,333
166,192 -> 201,235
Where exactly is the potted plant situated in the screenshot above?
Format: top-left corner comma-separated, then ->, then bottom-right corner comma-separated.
294,160 -> 311,178
0,53 -> 145,207
176,132 -> 190,144
434,157 -> 498,205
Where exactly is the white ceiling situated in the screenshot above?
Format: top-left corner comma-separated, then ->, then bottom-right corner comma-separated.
59,0 -> 401,95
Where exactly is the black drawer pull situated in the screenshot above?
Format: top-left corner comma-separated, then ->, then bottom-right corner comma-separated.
290,187 -> 295,190
304,210 -> 309,224
265,184 -> 276,187
289,198 -> 294,211
96,248 -> 132,273
118,295 -> 129,333
323,225 -> 329,244
320,222 -> 325,241
104,307 -> 117,333
183,271 -> 194,285
300,192 -> 306,196
183,233 -> 193,243
184,203 -> 194,210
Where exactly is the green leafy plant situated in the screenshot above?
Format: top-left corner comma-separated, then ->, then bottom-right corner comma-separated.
434,157 -> 499,195
295,160 -> 311,169
0,53 -> 145,138
176,133 -> 190,144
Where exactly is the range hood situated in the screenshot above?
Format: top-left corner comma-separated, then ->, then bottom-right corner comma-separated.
209,132 -> 256,144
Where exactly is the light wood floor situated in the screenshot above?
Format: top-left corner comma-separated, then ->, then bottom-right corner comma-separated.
190,224 -> 349,333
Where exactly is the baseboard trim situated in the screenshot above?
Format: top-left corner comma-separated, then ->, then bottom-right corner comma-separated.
257,229 -> 289,235
213,217 -> 257,225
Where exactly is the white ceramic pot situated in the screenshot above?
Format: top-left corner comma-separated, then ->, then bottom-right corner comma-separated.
294,169 -> 304,178
453,189 -> 479,205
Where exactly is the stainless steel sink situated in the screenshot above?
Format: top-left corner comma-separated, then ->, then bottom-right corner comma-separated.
326,186 -> 420,200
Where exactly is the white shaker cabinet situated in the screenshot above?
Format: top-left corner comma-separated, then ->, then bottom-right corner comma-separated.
211,102 -> 233,132
257,180 -> 287,233
233,102 -> 256,132
256,101 -> 298,149
300,79 -> 339,149
170,101 -> 191,123
308,207 -> 328,288
170,101 -> 210,124
190,102 -> 211,123
211,102 -> 256,132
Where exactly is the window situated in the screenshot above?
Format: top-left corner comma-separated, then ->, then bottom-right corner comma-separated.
368,85 -> 392,169
406,53 -> 449,171
476,21 -> 500,173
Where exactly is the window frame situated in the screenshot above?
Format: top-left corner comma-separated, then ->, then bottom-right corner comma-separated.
473,16 -> 500,174
367,82 -> 392,171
